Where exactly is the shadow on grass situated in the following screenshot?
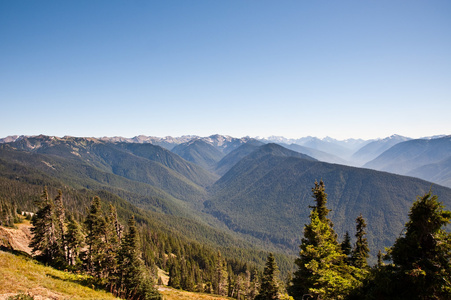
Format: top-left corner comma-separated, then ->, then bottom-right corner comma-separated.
45,272 -> 104,291
0,246 -> 32,258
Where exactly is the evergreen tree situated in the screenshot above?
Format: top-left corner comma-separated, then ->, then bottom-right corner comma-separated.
107,204 -> 123,241
0,198 -> 15,227
249,269 -> 260,300
54,190 -> 66,251
255,253 -> 281,300
117,216 -> 161,300
30,188 -> 64,263
351,214 -> 369,268
214,251 -> 229,296
103,204 -> 122,281
168,259 -> 181,289
341,231 -> 352,258
376,250 -> 383,268
181,259 -> 195,292
290,181 -> 359,300
65,214 -> 85,267
388,192 -> 451,299
84,196 -> 107,277
311,180 -> 331,223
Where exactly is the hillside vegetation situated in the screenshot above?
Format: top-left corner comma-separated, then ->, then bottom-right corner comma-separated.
1,134 -> 451,299
208,143 -> 451,258
0,250 -> 120,299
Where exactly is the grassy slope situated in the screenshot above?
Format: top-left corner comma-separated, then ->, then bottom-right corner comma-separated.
0,251 -> 120,299
0,250 -> 233,300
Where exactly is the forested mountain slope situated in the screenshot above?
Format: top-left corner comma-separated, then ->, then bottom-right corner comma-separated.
407,155 -> 451,188
112,142 -> 219,186
171,139 -> 225,171
2,135 -> 451,266
0,150 -> 282,274
1,136 -> 216,205
207,143 -> 451,258
363,136 -> 451,187
214,140 -> 264,176
0,136 -> 290,262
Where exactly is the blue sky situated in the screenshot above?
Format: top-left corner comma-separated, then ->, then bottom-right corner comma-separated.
1,1 -> 450,140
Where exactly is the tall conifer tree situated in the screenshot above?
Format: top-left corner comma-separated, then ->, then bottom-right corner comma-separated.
341,231 -> 352,259
65,214 -> 85,267
311,180 -> 331,223
290,181 -> 358,300
103,204 -> 121,280
30,187 -> 63,263
84,196 -> 107,277
351,214 -> 369,268
255,253 -> 281,300
117,216 -> 161,300
214,251 -> 228,296
388,192 -> 451,299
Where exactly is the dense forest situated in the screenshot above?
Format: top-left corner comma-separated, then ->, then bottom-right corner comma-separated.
1,136 -> 451,299
3,179 -> 451,299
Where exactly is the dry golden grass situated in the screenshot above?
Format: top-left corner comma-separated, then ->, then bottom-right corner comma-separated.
0,250 -> 120,299
159,288 -> 232,300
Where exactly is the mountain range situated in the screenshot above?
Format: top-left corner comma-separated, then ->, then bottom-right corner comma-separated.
1,133 -> 450,264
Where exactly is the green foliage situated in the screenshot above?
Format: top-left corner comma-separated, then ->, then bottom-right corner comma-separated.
116,216 -> 161,300
29,187 -> 64,264
290,181 -> 362,300
291,210 -> 358,300
311,180 -> 331,223
84,196 -> 108,277
351,214 -> 369,268
255,253 -> 281,300
65,214 -> 85,267
0,198 -> 19,227
207,143 -> 451,261
340,231 -> 352,257
172,139 -> 224,172
352,192 -> 451,299
6,136 -> 451,299
389,192 -> 451,299
213,251 -> 229,296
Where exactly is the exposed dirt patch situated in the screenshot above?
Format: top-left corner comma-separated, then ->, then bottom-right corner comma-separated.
0,223 -> 33,255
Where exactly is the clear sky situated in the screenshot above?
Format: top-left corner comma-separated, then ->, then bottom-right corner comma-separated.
1,1 -> 450,140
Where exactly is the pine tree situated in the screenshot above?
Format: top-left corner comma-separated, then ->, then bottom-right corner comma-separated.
0,198 -> 15,227
388,191 -> 451,299
103,204 -> 122,281
30,188 -> 64,263
341,231 -> 352,258
255,253 -> 281,300
168,259 -> 181,289
249,269 -> 260,300
214,251 -> 229,296
65,214 -> 85,267
84,196 -> 107,277
351,214 -> 369,268
117,216 -> 161,300
54,190 -> 66,263
290,181 -> 359,300
311,180 -> 331,223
